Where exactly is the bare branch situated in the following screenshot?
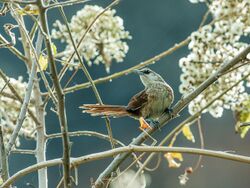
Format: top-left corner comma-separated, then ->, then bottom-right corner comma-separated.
2,145 -> 250,188
33,30 -> 48,188
0,0 -> 36,5
10,149 -> 36,155
8,4 -> 58,104
46,0 -> 90,10
5,60 -> 37,154
193,118 -> 204,171
62,36 -> 190,94
46,131 -> 125,147
37,1 -> 71,186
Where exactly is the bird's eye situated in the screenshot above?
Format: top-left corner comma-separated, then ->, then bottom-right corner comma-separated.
143,70 -> 151,74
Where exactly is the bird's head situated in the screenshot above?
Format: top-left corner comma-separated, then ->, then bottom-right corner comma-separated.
134,68 -> 165,87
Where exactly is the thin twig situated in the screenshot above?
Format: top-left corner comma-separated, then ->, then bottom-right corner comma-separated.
93,46 -> 250,187
5,59 -> 37,154
222,60 -> 250,76
46,12 -> 224,96
8,4 -> 58,104
240,122 -> 250,127
61,36 -> 190,94
37,1 -> 71,186
46,131 -> 125,147
63,68 -> 79,89
56,0 -> 118,149
0,91 -> 16,100
46,0 -> 90,10
1,0 -> 36,5
10,149 -> 36,155
2,145 -> 250,188
193,118 -> 204,171
199,10 -> 210,29
0,79 -> 9,93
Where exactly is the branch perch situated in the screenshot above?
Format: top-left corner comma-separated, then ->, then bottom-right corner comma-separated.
2,145 -> 250,188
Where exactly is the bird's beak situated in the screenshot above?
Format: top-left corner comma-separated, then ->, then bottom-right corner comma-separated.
133,69 -> 143,75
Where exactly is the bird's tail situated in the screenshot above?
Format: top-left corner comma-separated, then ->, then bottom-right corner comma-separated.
80,104 -> 129,117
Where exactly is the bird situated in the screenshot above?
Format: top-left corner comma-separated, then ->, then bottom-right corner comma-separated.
80,68 -> 174,130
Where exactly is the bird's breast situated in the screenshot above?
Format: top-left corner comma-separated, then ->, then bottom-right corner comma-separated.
142,84 -> 174,120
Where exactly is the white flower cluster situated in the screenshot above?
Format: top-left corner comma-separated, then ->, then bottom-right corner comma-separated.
180,0 -> 250,117
0,76 -> 36,147
52,5 -> 131,73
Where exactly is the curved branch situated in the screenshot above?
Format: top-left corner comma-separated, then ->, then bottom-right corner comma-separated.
2,145 -> 250,188
46,131 -> 125,146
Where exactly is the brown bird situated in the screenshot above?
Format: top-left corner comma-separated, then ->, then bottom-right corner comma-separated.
80,68 -> 174,129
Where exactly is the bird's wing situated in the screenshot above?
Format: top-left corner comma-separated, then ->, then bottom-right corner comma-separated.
126,89 -> 148,111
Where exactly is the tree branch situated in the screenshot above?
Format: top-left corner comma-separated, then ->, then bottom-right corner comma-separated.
93,45 -> 250,187
37,1 -> 71,187
10,149 -> 36,155
5,59 -> 37,154
46,131 -> 125,147
45,0 -> 90,10
33,29 -> 48,188
2,145 -> 250,188
62,36 -> 190,94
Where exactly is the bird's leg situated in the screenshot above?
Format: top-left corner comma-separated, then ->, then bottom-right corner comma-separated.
139,117 -> 152,130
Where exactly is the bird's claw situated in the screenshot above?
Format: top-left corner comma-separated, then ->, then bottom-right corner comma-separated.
147,119 -> 161,130
165,107 -> 174,119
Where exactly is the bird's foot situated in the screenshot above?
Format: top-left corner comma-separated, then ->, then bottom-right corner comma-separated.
147,119 -> 161,130
165,107 -> 174,118
139,117 -> 152,130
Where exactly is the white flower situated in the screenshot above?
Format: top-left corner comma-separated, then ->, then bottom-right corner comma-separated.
181,0 -> 250,118
0,76 -> 36,147
52,5 -> 131,73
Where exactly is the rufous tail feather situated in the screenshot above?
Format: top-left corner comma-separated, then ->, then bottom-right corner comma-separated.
80,104 -> 129,117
